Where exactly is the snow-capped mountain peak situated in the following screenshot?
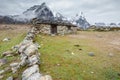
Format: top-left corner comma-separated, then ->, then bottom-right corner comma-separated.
35,2 -> 54,20
71,12 -> 90,30
12,2 -> 54,22
54,12 -> 67,21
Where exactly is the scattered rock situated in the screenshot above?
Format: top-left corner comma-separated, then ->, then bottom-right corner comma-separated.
2,37 -> 10,42
6,76 -> 13,80
0,58 -> 7,66
71,52 -> 74,55
4,67 -> 11,72
40,75 -> 52,80
0,75 -> 3,79
108,53 -> 114,57
90,71 -> 94,74
0,70 -> 5,75
88,52 -> 95,56
10,63 -> 20,73
2,51 -> 13,57
117,73 -> 120,76
12,45 -> 20,52
57,64 -> 60,66
22,65 -> 41,80
79,48 -> 82,50
74,44 -> 80,47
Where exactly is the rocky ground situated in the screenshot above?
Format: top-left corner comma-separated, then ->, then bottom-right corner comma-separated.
0,24 -> 120,80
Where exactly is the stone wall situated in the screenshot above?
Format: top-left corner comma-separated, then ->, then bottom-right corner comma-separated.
0,27 -> 52,80
71,27 -> 77,34
35,24 -> 77,35
57,26 -> 77,35
35,24 -> 51,34
57,26 -> 68,35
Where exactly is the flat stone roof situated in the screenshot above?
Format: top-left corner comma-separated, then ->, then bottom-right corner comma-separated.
32,19 -> 77,27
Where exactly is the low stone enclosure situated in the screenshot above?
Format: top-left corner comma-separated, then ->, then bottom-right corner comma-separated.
32,18 -> 77,35
0,26 -> 52,80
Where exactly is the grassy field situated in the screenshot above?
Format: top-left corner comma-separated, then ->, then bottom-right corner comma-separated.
0,24 -> 29,56
0,24 -> 120,80
0,24 -> 29,79
36,32 -> 120,80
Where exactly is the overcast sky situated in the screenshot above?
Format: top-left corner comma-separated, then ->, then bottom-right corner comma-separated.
0,0 -> 120,24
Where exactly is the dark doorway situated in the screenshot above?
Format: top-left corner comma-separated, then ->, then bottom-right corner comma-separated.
51,24 -> 57,34
68,26 -> 71,30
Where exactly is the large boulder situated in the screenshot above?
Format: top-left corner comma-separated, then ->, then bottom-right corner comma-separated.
22,65 -> 41,80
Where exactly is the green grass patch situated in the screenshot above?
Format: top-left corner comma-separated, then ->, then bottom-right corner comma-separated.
104,68 -> 120,80
0,30 -> 26,80
35,34 -> 120,80
0,33 -> 26,57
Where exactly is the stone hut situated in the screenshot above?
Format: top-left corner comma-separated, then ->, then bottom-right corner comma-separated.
32,18 -> 77,35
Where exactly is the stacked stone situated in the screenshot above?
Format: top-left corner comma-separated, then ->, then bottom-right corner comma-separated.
0,27 -> 52,80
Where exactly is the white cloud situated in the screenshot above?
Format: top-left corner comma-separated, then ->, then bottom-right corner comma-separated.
0,0 -> 120,24
49,0 -> 74,10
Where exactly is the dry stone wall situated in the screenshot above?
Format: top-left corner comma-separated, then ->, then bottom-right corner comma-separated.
35,24 -> 51,34
0,26 -> 52,80
57,26 -> 68,35
57,26 -> 77,35
35,24 -> 77,35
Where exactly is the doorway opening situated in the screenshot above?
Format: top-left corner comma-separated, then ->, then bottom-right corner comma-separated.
51,24 -> 57,34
